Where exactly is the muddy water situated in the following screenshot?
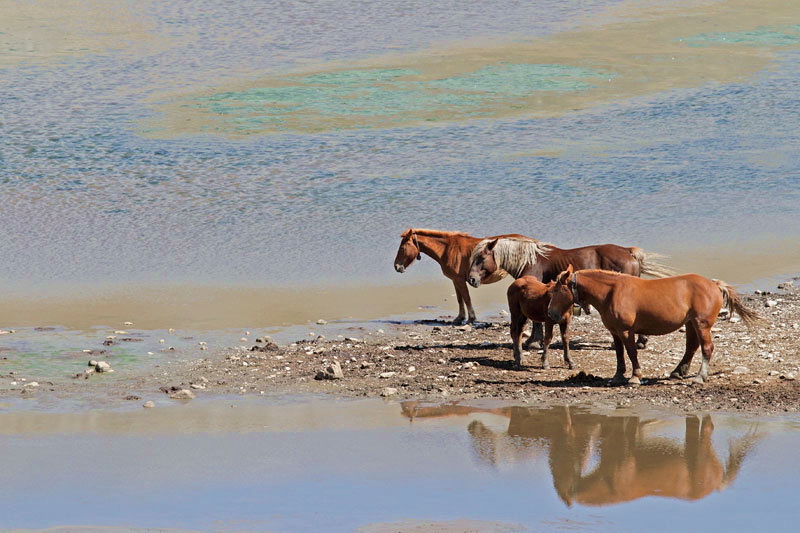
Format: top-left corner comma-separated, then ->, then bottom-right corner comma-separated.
0,398 -> 797,531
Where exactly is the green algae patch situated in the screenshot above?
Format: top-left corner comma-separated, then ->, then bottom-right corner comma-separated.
170,63 -> 608,134
143,0 -> 800,137
427,64 -> 604,95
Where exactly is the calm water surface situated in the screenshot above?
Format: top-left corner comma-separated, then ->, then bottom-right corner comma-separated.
0,399 -> 797,531
1,0 -> 799,291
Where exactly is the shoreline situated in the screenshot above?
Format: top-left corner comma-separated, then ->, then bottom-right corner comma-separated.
2,236 -> 799,332
3,281 -> 799,417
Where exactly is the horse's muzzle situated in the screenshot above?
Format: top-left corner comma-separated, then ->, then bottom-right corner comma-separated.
394,264 -> 406,273
468,276 -> 480,288
548,309 -> 561,323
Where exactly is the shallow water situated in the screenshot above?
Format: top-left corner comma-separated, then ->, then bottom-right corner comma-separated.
1,0 -> 799,296
1,398 -> 798,531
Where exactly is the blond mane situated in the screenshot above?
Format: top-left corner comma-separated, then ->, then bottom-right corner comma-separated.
471,237 -> 551,278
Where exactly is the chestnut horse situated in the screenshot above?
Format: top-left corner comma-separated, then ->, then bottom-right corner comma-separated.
393,228 -> 526,324
547,266 -> 761,384
508,276 -> 573,369
400,402 -> 756,506
468,236 -> 673,348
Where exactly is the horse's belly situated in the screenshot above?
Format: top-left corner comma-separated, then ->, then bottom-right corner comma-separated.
634,315 -> 685,336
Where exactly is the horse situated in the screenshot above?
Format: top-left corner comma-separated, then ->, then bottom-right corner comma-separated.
507,276 -> 573,370
400,402 -> 756,506
468,235 -> 674,349
546,266 -> 761,384
393,228 -> 526,324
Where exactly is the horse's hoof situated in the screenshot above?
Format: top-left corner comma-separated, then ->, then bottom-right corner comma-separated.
567,363 -> 575,370
541,362 -> 550,370
609,375 -> 626,386
691,376 -> 706,385
453,317 -> 466,326
669,371 -> 684,380
628,376 -> 641,386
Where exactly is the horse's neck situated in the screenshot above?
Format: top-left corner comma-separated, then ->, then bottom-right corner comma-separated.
519,260 -> 544,280
416,234 -> 448,263
578,273 -> 616,307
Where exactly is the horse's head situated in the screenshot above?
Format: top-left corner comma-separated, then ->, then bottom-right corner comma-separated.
548,265 -> 574,323
468,238 -> 499,288
394,228 -> 422,273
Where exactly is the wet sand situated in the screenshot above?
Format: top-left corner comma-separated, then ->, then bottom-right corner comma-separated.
2,238 -> 798,332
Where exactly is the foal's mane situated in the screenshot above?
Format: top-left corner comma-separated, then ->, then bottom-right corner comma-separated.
472,236 -> 551,278
400,228 -> 471,239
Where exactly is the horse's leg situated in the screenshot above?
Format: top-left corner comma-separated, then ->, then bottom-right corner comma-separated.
523,320 -> 543,349
636,334 -> 649,350
452,279 -> 466,325
622,331 -> 643,385
693,324 -> 715,384
610,334 -> 627,385
509,308 -> 528,370
459,279 -> 477,324
670,325 -> 699,379
540,320 -> 554,369
559,318 -> 574,370
684,415 -> 701,474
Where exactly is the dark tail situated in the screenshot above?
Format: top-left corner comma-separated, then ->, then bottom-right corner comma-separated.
714,280 -> 763,326
630,247 -> 675,278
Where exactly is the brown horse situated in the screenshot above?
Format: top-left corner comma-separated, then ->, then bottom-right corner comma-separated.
468,236 -> 673,349
400,402 -> 756,506
547,266 -> 761,384
508,276 -> 573,369
393,228 -> 525,324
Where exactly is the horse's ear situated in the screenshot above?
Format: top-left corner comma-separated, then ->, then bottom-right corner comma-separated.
487,238 -> 499,252
557,266 -> 572,284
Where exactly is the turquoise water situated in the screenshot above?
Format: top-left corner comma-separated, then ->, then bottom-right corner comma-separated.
199,64 -> 607,131
0,0 -> 799,291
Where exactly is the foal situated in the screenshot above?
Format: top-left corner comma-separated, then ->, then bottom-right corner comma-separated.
547,266 -> 761,384
508,276 -> 573,370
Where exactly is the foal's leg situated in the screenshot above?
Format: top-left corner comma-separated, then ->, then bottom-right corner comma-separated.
559,318 -> 574,370
670,325 -> 699,379
540,321 -> 555,369
509,304 -> 528,369
693,324 -> 715,384
622,331 -> 643,385
452,279 -> 466,324
610,334 -> 627,385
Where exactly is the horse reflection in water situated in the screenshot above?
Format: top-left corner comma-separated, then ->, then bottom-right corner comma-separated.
400,402 -> 757,506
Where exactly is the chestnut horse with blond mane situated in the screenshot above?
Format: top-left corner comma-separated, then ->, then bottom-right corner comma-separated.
394,228 -> 528,324
468,235 -> 674,349
547,266 -> 761,385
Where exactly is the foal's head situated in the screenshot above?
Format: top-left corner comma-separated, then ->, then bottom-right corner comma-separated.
394,228 -> 422,273
547,265 -> 575,323
468,238 -> 499,288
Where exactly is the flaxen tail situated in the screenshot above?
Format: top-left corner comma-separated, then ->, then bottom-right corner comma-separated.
630,247 -> 675,278
714,280 -> 763,326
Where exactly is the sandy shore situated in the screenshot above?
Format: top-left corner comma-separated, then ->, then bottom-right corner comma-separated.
4,281 -> 799,415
